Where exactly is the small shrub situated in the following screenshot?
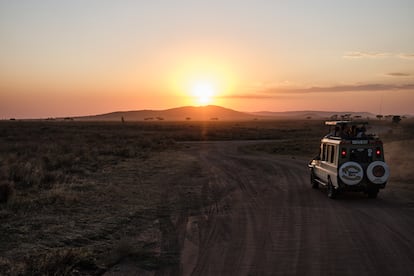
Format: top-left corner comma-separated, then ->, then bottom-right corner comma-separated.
0,182 -> 14,203
8,161 -> 44,189
44,186 -> 80,205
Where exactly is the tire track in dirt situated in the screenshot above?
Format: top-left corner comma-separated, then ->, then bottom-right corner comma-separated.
180,141 -> 414,276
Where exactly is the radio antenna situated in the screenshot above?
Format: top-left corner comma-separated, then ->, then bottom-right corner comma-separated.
379,92 -> 384,115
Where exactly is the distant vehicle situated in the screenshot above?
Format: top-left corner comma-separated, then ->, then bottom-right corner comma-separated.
308,121 -> 389,199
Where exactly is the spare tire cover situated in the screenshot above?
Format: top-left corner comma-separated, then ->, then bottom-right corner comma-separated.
339,162 -> 364,185
367,161 -> 390,184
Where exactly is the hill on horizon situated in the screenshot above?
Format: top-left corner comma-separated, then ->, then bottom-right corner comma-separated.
73,105 -> 380,122
75,105 -> 259,121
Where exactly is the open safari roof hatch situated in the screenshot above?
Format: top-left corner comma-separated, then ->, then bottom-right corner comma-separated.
324,121 -> 373,140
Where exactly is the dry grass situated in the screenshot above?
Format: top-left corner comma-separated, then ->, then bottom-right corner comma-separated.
24,248 -> 100,275
385,140 -> 414,183
0,121 -> 219,274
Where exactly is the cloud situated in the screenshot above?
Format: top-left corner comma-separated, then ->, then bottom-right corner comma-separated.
344,51 -> 414,60
386,72 -> 411,77
343,51 -> 390,59
265,83 -> 414,94
218,94 -> 285,99
220,83 -> 414,100
398,53 -> 414,60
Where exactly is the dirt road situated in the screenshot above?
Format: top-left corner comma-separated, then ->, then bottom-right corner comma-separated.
178,141 -> 414,276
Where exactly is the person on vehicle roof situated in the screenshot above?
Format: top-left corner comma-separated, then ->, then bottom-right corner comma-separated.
356,126 -> 367,138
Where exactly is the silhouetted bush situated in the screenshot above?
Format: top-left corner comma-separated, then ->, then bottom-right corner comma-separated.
0,182 -> 14,203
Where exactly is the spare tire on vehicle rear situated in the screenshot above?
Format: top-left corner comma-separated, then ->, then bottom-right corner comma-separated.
366,161 -> 390,184
339,162 -> 364,186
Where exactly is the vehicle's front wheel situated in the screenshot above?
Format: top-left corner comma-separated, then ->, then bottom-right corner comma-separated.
327,178 -> 337,199
310,170 -> 318,189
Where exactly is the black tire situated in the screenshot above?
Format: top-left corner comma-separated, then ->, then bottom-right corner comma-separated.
310,171 -> 318,189
327,178 -> 337,199
367,188 -> 379,198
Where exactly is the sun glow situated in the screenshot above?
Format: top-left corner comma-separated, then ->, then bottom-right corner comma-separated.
167,56 -> 239,107
190,81 -> 216,105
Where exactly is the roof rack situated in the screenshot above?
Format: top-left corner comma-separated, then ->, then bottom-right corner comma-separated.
325,120 -> 368,126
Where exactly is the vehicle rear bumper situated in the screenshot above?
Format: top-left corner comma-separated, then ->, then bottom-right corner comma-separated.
338,180 -> 386,191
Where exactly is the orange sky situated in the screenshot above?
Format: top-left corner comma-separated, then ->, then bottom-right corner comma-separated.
1,1 -> 414,118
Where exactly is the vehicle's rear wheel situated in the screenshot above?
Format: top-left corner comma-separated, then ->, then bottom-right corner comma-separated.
310,170 -> 318,189
367,188 -> 379,198
327,178 -> 337,199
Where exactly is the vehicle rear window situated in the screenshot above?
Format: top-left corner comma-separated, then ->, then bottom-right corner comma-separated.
350,148 -> 372,163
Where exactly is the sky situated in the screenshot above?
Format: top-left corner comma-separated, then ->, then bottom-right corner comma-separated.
1,0 -> 414,118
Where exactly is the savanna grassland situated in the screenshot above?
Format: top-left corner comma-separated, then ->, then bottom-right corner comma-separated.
0,119 -> 412,275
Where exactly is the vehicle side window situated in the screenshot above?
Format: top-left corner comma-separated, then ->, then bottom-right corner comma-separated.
323,145 -> 336,164
322,144 -> 327,161
327,145 -> 331,162
330,145 -> 336,164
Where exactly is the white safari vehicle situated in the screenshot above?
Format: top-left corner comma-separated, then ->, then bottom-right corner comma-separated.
308,121 -> 390,198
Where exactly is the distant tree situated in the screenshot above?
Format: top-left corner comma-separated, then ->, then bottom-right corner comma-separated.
392,115 -> 401,124
121,116 -> 125,123
376,115 -> 383,120
186,117 -> 191,121
306,116 -> 312,120
330,114 -> 338,120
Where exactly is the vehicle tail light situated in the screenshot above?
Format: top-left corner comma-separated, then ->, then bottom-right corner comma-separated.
376,147 -> 381,157
341,149 -> 347,158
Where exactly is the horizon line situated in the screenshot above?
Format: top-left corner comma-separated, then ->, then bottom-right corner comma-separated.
2,104 -> 412,120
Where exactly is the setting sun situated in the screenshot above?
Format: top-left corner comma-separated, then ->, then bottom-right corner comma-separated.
191,81 -> 216,105
166,54 -> 239,108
